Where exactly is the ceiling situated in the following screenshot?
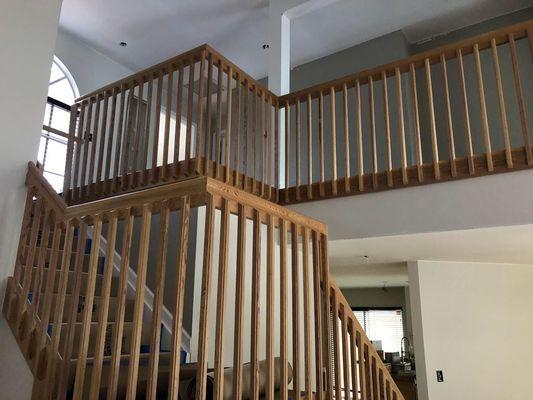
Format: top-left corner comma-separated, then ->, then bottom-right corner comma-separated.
330,224 -> 533,288
59,0 -> 531,79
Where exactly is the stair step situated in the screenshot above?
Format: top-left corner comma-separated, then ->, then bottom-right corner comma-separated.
24,266 -> 119,297
22,245 -> 105,273
46,294 -> 134,323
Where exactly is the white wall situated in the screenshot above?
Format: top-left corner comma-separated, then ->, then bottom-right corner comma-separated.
0,1 -> 63,398
409,260 -> 533,400
55,28 -> 132,97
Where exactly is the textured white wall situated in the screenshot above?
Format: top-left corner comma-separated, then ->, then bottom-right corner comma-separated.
409,260 -> 533,400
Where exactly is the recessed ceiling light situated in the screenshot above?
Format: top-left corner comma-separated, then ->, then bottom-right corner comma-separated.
119,41 -> 128,47
262,44 -> 270,50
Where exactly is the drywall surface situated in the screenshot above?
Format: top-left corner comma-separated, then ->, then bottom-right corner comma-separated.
409,260 -> 533,400
55,28 -> 132,97
289,168 -> 533,240
0,316 -> 32,399
0,0 -> 62,309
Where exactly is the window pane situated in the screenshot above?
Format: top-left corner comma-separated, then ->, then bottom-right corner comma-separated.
50,107 -> 70,132
48,79 -> 75,105
354,309 -> 404,353
49,62 -> 63,83
42,138 -> 67,175
43,172 -> 64,193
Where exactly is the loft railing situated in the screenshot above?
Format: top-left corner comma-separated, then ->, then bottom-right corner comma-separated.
63,20 -> 532,207
279,20 -> 533,203
4,162 -> 402,399
63,45 -> 279,205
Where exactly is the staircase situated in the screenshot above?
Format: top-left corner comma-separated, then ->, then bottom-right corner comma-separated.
8,19 -> 530,400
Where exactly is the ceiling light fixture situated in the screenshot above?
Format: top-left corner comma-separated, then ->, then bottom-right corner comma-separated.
119,41 -> 128,47
262,44 -> 270,50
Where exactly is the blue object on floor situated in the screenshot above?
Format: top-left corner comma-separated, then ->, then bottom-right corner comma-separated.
85,238 -> 92,254
27,292 -> 33,302
180,349 -> 187,365
140,344 -> 150,354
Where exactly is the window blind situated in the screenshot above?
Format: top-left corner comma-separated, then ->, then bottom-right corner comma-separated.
353,309 -> 404,353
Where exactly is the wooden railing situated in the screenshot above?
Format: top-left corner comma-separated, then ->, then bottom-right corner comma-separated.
64,44 -> 279,205
63,21 -> 533,207
4,162 -> 402,399
278,20 -> 533,203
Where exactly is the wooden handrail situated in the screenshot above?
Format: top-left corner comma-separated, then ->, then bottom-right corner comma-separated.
279,19 -> 533,105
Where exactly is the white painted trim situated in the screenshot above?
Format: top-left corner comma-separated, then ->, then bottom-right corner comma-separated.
87,227 -> 191,353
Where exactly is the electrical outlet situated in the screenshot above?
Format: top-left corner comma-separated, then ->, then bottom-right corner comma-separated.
436,370 -> 444,382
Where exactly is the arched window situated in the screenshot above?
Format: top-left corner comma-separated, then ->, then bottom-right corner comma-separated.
38,56 -> 79,192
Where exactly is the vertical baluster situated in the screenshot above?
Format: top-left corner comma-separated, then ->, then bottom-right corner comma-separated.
260,92 -> 266,197
279,219 -> 289,400
146,203 -> 170,400
104,89 -> 118,193
64,104 -> 79,199
425,58 -> 441,180
342,83 -> 351,193
234,74 -> 242,187
204,54 -> 213,176
167,196 -> 191,399
225,66 -> 233,184
509,33 -> 532,164
284,100 -> 290,203
473,44 -> 494,172
329,87 -> 338,195
275,102 -> 280,202
332,292 -> 342,400
366,344 -> 374,399
243,81 -> 250,190
352,80 -> 363,193
457,49 -> 475,175
395,68 -> 408,185
56,223 -> 87,400
250,209 -> 262,400
195,194 -> 215,400
125,206 -> 152,399
382,71 -> 393,187
151,73 -> 164,182
296,97 -> 301,201
185,57 -> 196,173
121,83 -> 135,189
409,64 -> 424,182
369,77 -> 378,189
528,27 -> 533,57
440,54 -> 457,177
312,232 -> 324,400
112,85 -> 126,192
307,93 -> 313,199
173,64 -> 184,178
96,91 -> 110,194
215,60 -> 224,180
88,95 -> 102,196
302,228 -> 312,400
373,357 -> 380,400
321,236 -> 333,400
357,331 -> 367,400
267,96 -> 273,200
89,214 -> 118,399
266,214 -> 275,400
232,204 -> 247,399
130,80 -> 145,188
72,102 -> 86,200
195,51 -> 206,174
137,76 -> 152,184
491,38 -> 513,168
163,67 -> 174,179
106,209 -> 134,399
349,320 -> 359,400
72,217 -> 102,398
291,223 -> 301,399
80,99 -> 94,197
213,199 -> 230,400
341,307 -> 351,400
319,91 -> 325,197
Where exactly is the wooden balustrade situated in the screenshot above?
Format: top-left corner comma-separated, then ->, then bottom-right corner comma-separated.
64,44 -> 280,206
278,20 -> 533,203
4,162 -> 403,399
